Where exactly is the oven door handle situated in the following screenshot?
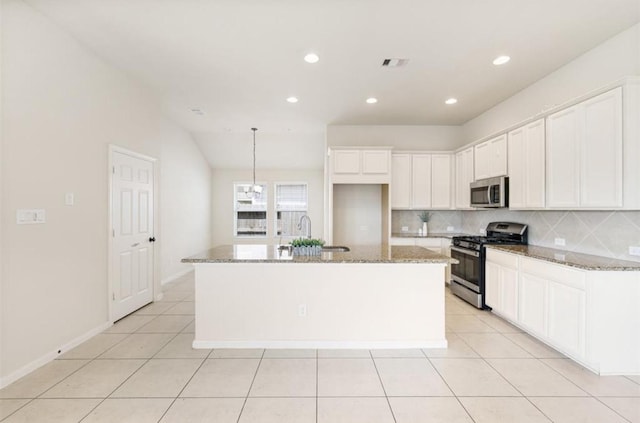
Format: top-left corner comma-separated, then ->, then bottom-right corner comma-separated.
451,246 -> 480,257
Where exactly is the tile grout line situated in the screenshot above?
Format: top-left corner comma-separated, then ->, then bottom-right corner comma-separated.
235,348 -> 266,423
368,350 -> 397,423
421,348 -> 478,423
154,345 -> 214,422
76,323 -> 183,422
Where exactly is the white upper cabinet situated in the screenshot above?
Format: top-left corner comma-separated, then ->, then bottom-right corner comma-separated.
330,148 -> 392,184
391,153 -> 453,210
546,87 -> 622,208
431,155 -> 452,208
474,134 -> 507,180
391,154 -> 411,209
455,147 -> 474,209
508,119 -> 545,209
411,154 -> 432,209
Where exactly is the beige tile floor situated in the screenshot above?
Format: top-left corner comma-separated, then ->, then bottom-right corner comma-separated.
1,272 -> 639,422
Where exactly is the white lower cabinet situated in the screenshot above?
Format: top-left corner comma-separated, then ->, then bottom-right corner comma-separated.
547,280 -> 586,358
486,247 -> 639,375
485,250 -> 519,322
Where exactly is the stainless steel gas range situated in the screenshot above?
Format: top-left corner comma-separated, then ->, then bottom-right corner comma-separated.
450,222 -> 528,309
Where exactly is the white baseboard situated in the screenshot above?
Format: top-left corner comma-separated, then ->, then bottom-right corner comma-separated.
0,321 -> 111,389
192,340 -> 448,350
161,267 -> 194,286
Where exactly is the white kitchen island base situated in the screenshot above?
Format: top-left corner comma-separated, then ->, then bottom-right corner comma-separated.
191,262 -> 448,349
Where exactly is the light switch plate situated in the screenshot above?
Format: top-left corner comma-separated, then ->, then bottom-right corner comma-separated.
401,226 -> 409,232
554,238 -> 566,246
17,209 -> 46,224
629,246 -> 640,256
65,192 -> 74,206
447,226 -> 454,232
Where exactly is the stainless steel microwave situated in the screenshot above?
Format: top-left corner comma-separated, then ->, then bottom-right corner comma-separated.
470,176 -> 509,208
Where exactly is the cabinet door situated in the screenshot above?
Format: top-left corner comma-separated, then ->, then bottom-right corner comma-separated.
501,267 -> 519,322
431,154 -> 452,208
525,119 -> 546,208
547,106 -> 581,207
489,134 -> 508,177
507,127 -> 526,208
333,150 -> 360,174
474,142 -> 490,180
485,261 -> 501,311
580,87 -> 622,207
519,272 -> 547,337
391,154 -> 412,209
411,154 -> 432,208
362,150 -> 390,174
455,147 -> 474,208
547,280 -> 586,358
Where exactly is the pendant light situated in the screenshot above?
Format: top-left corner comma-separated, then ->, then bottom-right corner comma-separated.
247,127 -> 262,199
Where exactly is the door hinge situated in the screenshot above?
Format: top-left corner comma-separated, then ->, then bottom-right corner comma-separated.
112,292 -> 115,301
112,166 -> 115,174
112,229 -> 115,237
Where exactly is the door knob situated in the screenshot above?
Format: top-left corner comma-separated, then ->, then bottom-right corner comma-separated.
149,237 -> 156,243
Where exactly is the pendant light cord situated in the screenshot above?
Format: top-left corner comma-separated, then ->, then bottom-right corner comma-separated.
251,127 -> 258,188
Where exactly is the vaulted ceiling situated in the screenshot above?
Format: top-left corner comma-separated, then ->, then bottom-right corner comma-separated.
26,0 -> 640,168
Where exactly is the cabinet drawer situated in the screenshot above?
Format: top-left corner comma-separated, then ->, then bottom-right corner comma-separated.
486,249 -> 519,269
521,257 -> 585,290
415,238 -> 442,248
390,237 -> 415,246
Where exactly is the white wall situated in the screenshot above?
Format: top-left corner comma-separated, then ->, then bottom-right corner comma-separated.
326,125 -> 463,150
1,0 -> 210,385
160,133 -> 212,283
462,23 -> 640,144
211,169 -> 324,246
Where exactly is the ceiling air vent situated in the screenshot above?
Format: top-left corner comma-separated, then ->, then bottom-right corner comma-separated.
382,58 -> 409,67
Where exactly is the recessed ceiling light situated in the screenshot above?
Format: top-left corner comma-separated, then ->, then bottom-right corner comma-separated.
445,98 -> 458,105
286,96 -> 298,103
304,53 -> 319,64
366,97 -> 378,104
493,55 -> 511,65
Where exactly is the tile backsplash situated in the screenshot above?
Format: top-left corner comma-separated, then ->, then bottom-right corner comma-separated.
391,209 -> 640,262
462,210 -> 640,263
391,210 -> 463,234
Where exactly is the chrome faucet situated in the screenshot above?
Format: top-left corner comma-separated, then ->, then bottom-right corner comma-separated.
298,214 -> 312,239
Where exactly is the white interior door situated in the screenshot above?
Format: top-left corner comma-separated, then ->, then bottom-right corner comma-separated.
111,150 -> 155,321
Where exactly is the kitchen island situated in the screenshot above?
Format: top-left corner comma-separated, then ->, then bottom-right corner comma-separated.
182,244 -> 455,350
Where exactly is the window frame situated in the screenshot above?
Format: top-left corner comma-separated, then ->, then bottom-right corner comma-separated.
233,182 -> 268,239
274,182 -> 309,239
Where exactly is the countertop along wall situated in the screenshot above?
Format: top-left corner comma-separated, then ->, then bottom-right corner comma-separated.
1,0 -> 212,386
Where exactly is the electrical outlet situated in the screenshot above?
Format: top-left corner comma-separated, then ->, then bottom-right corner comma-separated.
298,304 -> 307,317
629,246 -> 640,256
554,238 -> 566,246
479,229 -> 486,235
401,226 -> 409,232
447,226 -> 454,232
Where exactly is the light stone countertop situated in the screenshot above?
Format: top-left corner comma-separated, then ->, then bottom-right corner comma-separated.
182,244 -> 458,264
391,232 -> 469,239
488,245 -> 640,271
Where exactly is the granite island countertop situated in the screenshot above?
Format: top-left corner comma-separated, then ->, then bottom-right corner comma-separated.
182,244 -> 458,264
487,245 -> 640,271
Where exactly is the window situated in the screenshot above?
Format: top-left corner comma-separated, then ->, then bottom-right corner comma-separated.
234,183 -> 268,237
275,183 -> 308,237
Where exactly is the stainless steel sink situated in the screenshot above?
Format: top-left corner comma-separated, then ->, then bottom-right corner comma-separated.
321,246 -> 350,252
